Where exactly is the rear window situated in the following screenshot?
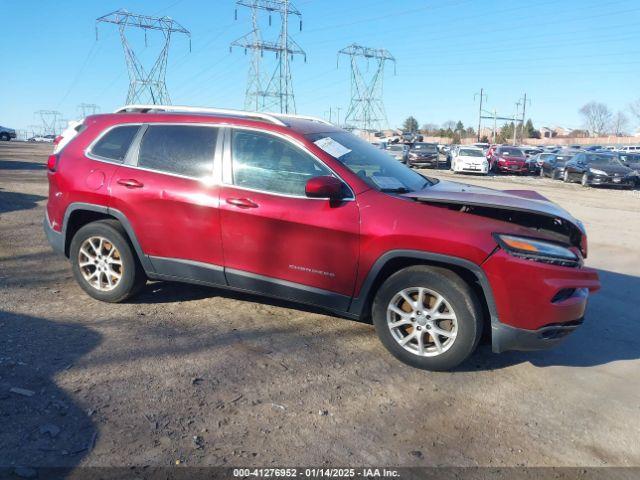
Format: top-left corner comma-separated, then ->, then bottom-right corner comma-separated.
90,125 -> 139,162
137,125 -> 217,179
412,143 -> 438,152
497,147 -> 524,156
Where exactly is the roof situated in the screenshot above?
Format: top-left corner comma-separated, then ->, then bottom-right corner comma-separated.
113,104 -> 338,134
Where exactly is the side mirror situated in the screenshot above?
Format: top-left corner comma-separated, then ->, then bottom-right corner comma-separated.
305,175 -> 344,200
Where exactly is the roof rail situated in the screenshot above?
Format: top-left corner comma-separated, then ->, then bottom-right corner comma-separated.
272,113 -> 334,126
114,104 -> 287,127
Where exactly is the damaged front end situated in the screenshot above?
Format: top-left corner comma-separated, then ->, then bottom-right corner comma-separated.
403,180 -> 587,262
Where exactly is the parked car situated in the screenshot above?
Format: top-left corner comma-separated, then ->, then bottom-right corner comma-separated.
0,125 -> 17,141
563,152 -> 637,188
43,105 -> 600,371
451,146 -> 489,174
618,152 -> 640,170
489,146 -> 528,174
521,147 -> 543,158
28,135 -> 53,143
539,150 -> 577,179
584,145 -> 602,151
617,145 -> 640,153
407,142 -> 440,168
526,152 -> 556,174
386,143 -> 409,163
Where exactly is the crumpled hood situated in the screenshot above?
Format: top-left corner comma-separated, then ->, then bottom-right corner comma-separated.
402,179 -> 583,231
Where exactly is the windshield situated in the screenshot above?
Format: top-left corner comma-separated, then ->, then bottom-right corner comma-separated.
387,145 -> 404,152
540,153 -> 556,160
459,149 -> 484,157
411,143 -> 438,152
306,131 -> 432,192
498,147 -> 524,156
619,153 -> 640,163
584,154 -> 623,166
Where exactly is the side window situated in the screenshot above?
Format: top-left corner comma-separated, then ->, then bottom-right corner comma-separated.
137,125 -> 217,178
90,125 -> 139,162
231,129 -> 332,196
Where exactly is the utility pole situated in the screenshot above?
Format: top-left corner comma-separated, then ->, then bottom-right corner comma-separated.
338,43 -> 396,133
335,106 -> 341,127
231,0 -> 305,114
474,88 -> 487,142
519,93 -> 530,141
96,9 -> 191,105
492,109 -> 497,144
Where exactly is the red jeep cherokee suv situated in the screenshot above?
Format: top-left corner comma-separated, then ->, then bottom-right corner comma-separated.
44,105 -> 600,371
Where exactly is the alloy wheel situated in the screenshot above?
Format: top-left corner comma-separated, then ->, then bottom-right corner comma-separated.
78,236 -> 123,291
581,173 -> 589,186
386,287 -> 458,357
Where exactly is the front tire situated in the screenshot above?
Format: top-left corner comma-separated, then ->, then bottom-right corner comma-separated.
70,220 -> 146,303
372,266 -> 482,371
563,170 -> 570,183
581,173 -> 590,187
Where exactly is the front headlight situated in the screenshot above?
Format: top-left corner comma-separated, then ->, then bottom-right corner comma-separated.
494,234 -> 579,267
590,168 -> 607,175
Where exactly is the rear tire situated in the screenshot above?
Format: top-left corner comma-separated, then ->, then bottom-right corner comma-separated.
69,220 -> 146,303
0,133 -> 10,141
372,266 -> 482,371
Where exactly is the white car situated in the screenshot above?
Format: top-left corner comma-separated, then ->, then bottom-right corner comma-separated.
451,146 -> 489,174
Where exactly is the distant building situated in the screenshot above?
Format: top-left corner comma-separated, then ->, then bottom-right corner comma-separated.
540,127 -> 555,138
539,126 -> 576,138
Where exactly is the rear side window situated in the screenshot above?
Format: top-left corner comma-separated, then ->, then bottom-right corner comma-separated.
91,125 -> 139,161
231,129 -> 332,196
137,125 -> 217,178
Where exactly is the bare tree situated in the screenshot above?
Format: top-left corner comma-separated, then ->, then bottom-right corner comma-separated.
421,123 -> 438,133
441,120 -> 456,131
612,111 -> 629,136
628,99 -> 640,125
579,102 -> 612,136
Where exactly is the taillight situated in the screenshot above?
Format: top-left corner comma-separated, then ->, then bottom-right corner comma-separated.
47,154 -> 59,172
53,135 -> 63,146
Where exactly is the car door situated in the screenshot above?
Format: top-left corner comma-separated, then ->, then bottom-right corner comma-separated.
109,123 -> 226,284
218,127 -> 360,311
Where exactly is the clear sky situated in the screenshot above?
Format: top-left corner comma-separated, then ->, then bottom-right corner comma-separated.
3,0 -> 640,134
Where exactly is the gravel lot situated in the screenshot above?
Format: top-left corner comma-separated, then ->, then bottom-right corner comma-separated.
1,142 -> 639,470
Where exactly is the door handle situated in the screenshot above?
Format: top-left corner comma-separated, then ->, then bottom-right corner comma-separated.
117,179 -> 144,189
226,197 -> 258,209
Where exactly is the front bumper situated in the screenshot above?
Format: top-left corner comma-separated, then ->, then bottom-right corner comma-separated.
43,214 -> 65,256
410,156 -> 439,167
492,316 -> 584,353
589,175 -> 635,187
482,249 -> 600,353
497,163 -> 527,173
458,164 -> 488,174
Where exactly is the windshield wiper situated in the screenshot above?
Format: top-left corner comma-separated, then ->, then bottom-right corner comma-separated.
380,187 -> 413,193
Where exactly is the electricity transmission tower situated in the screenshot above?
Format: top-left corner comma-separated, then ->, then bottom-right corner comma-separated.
338,44 -> 396,133
231,0 -> 305,114
35,110 -> 62,136
78,103 -> 100,117
96,9 -> 191,105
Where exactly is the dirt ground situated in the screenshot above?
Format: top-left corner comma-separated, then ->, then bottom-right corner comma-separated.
1,142 -> 639,470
